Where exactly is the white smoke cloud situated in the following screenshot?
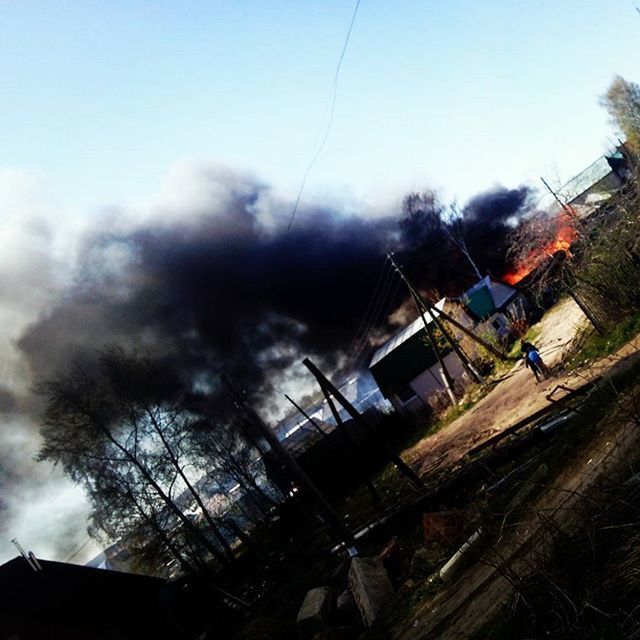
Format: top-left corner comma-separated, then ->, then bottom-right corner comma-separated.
0,168 -> 101,564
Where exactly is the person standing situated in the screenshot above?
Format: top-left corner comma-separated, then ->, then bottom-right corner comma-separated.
521,340 -> 549,381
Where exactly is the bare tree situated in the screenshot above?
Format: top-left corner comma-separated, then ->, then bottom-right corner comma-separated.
189,418 -> 283,526
37,348 -> 234,571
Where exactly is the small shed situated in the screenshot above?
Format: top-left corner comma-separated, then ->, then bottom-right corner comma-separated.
368,299 -> 465,413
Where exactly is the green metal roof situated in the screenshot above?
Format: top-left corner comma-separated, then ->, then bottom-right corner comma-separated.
369,300 -> 449,397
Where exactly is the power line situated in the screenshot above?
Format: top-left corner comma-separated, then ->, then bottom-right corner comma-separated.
345,261 -> 404,369
282,0 -> 362,243
345,263 -> 394,364
344,259 -> 392,357
346,280 -> 400,369
64,536 -> 92,563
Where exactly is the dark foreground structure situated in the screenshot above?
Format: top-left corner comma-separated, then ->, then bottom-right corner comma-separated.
0,555 -> 238,640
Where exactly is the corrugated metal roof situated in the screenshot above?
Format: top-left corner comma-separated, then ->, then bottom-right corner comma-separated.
562,156 -> 613,203
369,298 -> 446,367
489,280 -> 517,309
538,155 -> 615,212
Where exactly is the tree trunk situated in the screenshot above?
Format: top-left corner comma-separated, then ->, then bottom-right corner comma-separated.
145,407 -> 236,562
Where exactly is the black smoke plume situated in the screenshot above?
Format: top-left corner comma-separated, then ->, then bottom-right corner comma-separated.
399,186 -> 532,295
17,169 -> 532,414
461,185 -> 532,277
19,174 -> 397,411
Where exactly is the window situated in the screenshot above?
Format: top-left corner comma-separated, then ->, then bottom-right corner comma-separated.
492,318 -> 504,331
396,385 -> 417,403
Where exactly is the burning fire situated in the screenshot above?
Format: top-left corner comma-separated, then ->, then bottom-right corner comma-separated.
502,216 -> 578,286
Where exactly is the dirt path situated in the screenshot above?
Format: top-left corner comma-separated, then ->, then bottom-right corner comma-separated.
405,297 -> 590,477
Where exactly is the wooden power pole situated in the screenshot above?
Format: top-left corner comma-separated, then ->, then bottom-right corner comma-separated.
302,358 -> 425,489
388,255 -> 512,362
389,253 -> 488,385
318,385 -> 382,506
222,374 -> 357,552
284,394 -> 328,438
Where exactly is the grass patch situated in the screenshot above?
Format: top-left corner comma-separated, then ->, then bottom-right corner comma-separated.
566,311 -> 640,370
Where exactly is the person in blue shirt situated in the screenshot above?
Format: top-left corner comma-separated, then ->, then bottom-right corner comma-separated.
521,340 -> 550,381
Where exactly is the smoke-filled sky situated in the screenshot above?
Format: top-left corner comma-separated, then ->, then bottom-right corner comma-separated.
0,0 -> 637,565
0,161 -> 533,565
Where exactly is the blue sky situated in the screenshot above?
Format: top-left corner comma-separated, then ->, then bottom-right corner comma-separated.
0,1 -> 638,214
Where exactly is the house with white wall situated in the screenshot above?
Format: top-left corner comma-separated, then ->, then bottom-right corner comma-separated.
368,279 -> 525,414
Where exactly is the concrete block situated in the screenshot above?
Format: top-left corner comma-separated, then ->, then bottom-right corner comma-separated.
297,586 -> 332,638
335,588 -> 357,623
348,557 -> 394,627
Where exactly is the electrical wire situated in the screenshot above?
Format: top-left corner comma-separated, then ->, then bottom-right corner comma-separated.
282,0 -> 362,243
349,275 -> 402,368
345,262 -> 395,363
344,258 -> 391,357
64,536 -> 92,563
346,264 -> 404,368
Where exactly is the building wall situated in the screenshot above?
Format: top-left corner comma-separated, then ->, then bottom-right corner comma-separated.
477,312 -> 510,339
411,351 -> 465,400
442,300 -> 481,357
373,294 -> 524,415
390,351 -> 467,413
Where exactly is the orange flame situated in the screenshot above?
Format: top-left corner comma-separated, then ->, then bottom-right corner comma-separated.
503,217 -> 578,286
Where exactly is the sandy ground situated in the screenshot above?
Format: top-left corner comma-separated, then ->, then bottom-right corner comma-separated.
405,297 -> 590,477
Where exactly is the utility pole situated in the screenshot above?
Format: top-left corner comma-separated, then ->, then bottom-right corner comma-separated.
388,253 -> 486,385
423,293 -> 511,360
319,385 -> 382,506
567,289 -> 605,335
538,180 -> 604,334
284,394 -> 328,438
387,256 -> 512,362
222,374 -> 358,552
447,203 -> 483,280
407,285 -> 458,404
386,250 -> 458,403
428,305 -> 485,384
540,177 -> 579,222
302,358 -> 425,489
411,283 -> 484,384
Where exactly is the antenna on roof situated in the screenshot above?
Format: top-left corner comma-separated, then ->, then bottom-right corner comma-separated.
11,538 -> 42,572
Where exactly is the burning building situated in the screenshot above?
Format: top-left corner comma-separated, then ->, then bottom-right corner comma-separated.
503,146 -> 632,287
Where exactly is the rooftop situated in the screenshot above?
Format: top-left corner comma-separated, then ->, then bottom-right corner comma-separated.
370,298 -> 446,368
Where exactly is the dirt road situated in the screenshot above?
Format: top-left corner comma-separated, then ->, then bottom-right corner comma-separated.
405,297 -> 590,477
392,298 -> 640,639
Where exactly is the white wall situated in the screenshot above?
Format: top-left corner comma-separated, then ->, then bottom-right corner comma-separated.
409,352 -> 466,404
390,350 -> 474,414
